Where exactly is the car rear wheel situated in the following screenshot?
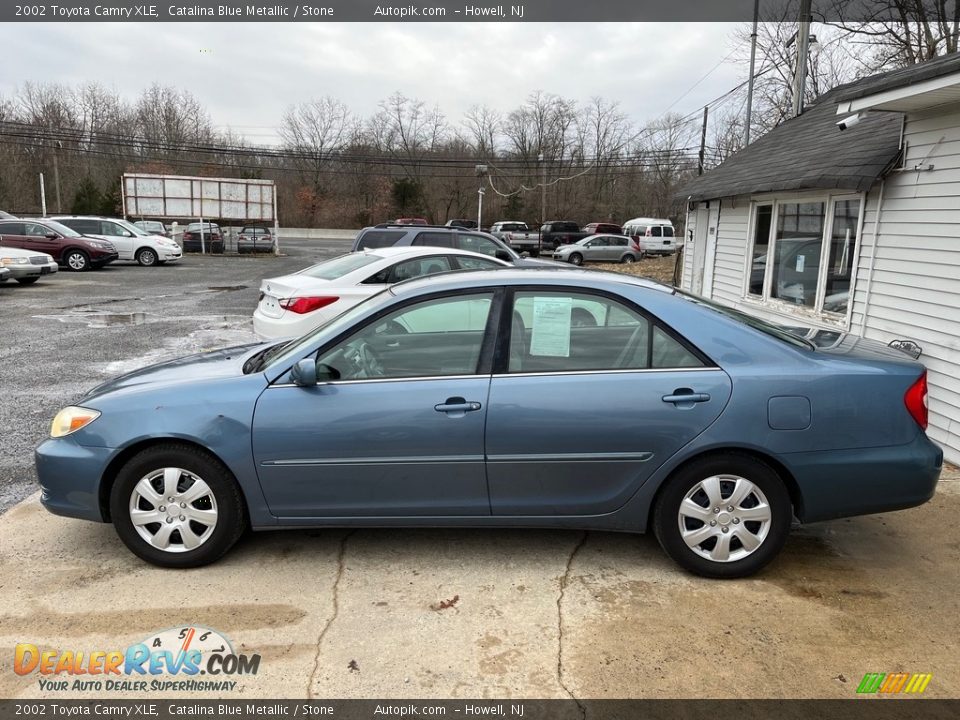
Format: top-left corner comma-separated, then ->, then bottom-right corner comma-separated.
64,250 -> 90,272
620,254 -> 636,264
568,252 -> 583,266
653,454 -> 792,578
17,277 -> 39,285
110,443 -> 246,568
136,247 -> 158,267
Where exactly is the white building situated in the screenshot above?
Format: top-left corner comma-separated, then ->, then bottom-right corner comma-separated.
679,54 -> 960,463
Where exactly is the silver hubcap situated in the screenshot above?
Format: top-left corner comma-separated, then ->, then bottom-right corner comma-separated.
129,467 -> 218,553
68,254 -> 86,270
678,474 -> 772,563
140,250 -> 156,265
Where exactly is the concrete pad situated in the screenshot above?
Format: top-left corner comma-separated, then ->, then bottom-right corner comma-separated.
2,464 -> 958,699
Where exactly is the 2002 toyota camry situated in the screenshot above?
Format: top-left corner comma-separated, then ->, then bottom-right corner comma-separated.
36,269 -> 942,578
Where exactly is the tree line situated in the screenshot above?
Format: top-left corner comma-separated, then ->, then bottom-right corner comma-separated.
1,11 -> 955,229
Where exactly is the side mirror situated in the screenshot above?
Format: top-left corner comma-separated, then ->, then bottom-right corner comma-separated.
45,232 -> 58,240
290,358 -> 318,387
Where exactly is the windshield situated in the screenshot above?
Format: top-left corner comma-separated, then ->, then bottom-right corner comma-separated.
43,219 -> 82,237
676,290 -> 814,350
260,288 -> 396,372
117,219 -> 151,236
575,238 -> 591,246
298,253 -> 382,280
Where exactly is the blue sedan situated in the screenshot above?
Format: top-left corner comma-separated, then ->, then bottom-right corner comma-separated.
35,269 -> 942,578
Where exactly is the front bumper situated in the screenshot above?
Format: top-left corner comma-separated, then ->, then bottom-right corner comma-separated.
91,252 -> 120,267
36,436 -> 114,523
158,248 -> 182,262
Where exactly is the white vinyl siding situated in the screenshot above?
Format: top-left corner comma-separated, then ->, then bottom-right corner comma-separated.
853,104 -> 960,462
707,201 -> 750,304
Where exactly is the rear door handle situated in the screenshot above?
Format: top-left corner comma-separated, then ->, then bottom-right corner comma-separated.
662,390 -> 711,406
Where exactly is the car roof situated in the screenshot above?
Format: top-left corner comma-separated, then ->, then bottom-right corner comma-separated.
361,245 -> 510,262
389,267 -> 672,297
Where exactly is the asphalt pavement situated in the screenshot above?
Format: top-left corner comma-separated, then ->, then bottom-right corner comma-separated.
1,237 -> 959,700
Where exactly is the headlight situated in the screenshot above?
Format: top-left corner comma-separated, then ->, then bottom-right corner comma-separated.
0,257 -> 29,265
50,406 -> 101,438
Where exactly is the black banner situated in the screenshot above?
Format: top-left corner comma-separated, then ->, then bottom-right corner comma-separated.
1,0 -> 956,23
1,700 -> 959,720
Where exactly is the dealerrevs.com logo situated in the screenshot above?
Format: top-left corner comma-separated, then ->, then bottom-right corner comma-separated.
14,626 -> 261,693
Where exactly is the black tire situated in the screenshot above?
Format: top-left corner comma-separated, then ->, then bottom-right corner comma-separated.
64,249 -> 90,272
110,443 -> 247,568
620,254 -> 636,264
652,453 -> 792,579
17,277 -> 39,285
568,252 -> 583,266
136,247 -> 158,267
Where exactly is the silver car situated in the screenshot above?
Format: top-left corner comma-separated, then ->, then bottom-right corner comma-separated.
0,245 -> 59,284
554,234 -> 641,265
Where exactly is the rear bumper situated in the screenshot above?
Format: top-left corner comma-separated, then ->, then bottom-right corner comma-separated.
36,437 -> 114,523
787,433 -> 943,523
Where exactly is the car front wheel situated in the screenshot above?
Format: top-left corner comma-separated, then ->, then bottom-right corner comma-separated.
568,252 -> 583,266
653,454 -> 792,578
64,250 -> 90,271
136,247 -> 158,266
110,443 -> 246,568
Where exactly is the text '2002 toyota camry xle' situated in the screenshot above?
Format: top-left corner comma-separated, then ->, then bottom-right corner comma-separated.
35,269 -> 942,578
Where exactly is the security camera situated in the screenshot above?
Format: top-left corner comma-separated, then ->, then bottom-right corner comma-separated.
837,113 -> 862,131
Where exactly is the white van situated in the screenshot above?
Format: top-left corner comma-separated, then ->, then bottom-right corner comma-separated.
622,217 -> 676,256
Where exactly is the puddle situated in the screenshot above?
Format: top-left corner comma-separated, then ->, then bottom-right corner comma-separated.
207,285 -> 248,292
33,312 -> 154,327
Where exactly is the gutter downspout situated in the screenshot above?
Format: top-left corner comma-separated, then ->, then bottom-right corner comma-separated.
859,179 -> 885,334
681,196 -> 692,289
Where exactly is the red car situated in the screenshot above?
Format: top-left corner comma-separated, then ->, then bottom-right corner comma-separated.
0,218 -> 118,271
182,223 -> 224,253
394,218 -> 429,226
582,222 -> 623,235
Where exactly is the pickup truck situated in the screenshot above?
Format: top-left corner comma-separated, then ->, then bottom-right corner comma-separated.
539,220 -> 590,252
489,221 -> 542,256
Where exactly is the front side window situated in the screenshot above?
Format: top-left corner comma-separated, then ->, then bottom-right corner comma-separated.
101,221 -> 132,237
316,293 -> 494,380
24,222 -> 51,237
457,234 -> 505,257
508,291 -> 703,373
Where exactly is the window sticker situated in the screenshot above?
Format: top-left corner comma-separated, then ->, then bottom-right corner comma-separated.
529,296 -> 572,357
796,254 -> 805,272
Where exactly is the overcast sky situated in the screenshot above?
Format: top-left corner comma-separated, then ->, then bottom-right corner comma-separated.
3,22 -> 744,142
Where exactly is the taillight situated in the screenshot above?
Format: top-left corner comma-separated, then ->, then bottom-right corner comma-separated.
904,370 -> 928,430
279,296 -> 339,314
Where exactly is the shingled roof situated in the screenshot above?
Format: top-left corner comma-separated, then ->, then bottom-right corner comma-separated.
678,97 -> 903,202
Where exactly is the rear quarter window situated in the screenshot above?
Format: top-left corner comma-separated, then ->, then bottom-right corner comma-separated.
357,230 -> 406,249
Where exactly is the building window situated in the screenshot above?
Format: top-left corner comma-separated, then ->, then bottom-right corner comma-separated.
747,196 -> 861,319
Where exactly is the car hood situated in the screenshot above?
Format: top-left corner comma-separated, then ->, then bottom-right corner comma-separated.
514,256 -> 565,267
83,342 -> 275,400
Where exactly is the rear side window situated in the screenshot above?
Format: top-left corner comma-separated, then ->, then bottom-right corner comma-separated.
60,218 -> 99,234
650,226 -> 662,237
663,226 -> 675,237
412,232 -> 456,249
458,234 -> 503,257
0,222 -> 25,235
358,230 -> 406,249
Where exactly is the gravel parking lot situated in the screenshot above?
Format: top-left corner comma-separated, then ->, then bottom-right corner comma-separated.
1,238 -> 958,700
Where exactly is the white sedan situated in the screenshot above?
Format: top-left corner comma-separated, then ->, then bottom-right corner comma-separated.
253,246 -> 509,339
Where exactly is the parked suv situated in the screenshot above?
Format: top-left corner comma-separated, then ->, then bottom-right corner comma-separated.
539,220 -> 589,251
52,216 -> 182,266
0,218 -> 117,271
352,225 -> 557,267
622,217 -> 677,256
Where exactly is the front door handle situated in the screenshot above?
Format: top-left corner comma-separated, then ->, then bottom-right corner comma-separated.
434,396 -> 482,415
662,389 -> 711,407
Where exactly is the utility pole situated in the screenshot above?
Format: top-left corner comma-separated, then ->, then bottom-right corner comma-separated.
52,141 -> 63,214
539,153 -> 546,224
39,173 -> 47,215
791,0 -> 812,117
745,0 -> 759,145
698,106 -> 709,176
